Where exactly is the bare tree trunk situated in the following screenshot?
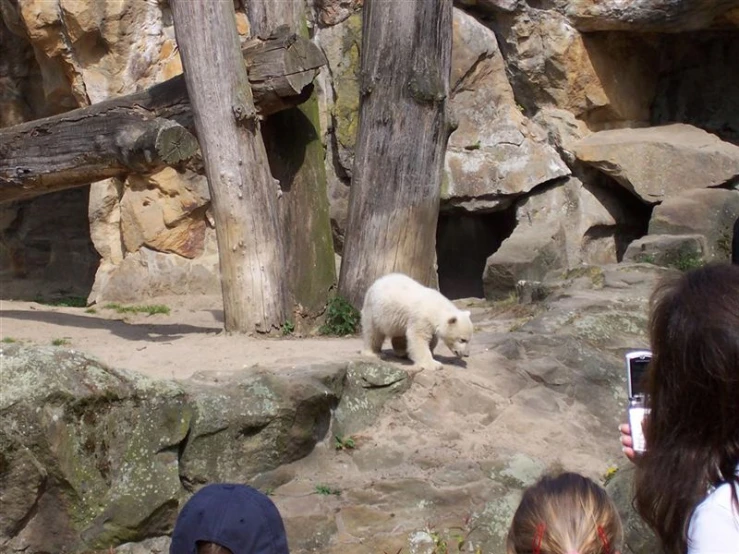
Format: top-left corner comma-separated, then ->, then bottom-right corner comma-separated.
247,0 -> 337,322
338,0 -> 454,308
170,0 -> 289,333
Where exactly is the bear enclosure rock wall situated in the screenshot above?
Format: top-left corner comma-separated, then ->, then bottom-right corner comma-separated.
0,343 -> 411,553
1,0 -> 739,303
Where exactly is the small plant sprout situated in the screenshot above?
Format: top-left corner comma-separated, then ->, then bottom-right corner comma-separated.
314,484 -> 341,496
602,465 -> 619,486
1,337 -> 17,343
52,338 -> 71,346
334,435 -> 356,451
319,295 -> 360,336
281,320 -> 295,336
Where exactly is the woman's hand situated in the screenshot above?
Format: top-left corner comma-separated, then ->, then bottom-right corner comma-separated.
619,423 -> 638,462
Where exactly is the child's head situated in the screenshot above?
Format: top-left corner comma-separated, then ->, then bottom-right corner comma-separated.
507,472 -> 622,554
170,483 -> 289,554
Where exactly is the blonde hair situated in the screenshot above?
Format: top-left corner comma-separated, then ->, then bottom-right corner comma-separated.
506,472 -> 623,554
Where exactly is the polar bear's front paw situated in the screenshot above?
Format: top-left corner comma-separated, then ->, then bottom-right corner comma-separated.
415,359 -> 443,371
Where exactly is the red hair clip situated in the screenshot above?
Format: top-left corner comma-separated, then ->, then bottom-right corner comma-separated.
533,522 -> 546,554
597,525 -> 611,554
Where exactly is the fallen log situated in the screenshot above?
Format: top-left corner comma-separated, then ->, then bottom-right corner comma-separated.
0,27 -> 327,204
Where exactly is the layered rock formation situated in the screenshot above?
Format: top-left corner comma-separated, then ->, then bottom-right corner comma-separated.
2,0 -> 738,302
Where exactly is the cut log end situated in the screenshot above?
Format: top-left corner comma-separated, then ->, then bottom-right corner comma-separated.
155,121 -> 199,164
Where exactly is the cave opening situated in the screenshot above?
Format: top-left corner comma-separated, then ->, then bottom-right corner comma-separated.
436,207 -> 517,300
0,188 -> 100,302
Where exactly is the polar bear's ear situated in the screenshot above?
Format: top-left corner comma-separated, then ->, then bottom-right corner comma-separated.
463,310 -> 471,317
448,316 -> 457,325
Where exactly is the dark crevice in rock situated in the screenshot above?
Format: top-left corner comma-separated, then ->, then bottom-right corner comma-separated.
0,187 -> 100,302
437,207 -> 517,299
237,421 -> 273,439
8,472 -> 48,538
451,51 -> 493,97
360,376 -> 406,389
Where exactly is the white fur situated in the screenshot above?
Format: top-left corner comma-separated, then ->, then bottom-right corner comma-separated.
361,273 -> 473,370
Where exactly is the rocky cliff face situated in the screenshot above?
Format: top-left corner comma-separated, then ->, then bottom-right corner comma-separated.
1,0 -> 738,302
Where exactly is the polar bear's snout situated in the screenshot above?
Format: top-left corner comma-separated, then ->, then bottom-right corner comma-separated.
451,339 -> 470,358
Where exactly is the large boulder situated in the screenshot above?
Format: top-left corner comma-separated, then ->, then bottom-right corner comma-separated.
490,7 -> 659,125
0,345 -> 192,552
623,234 -> 707,269
119,168 -> 211,260
573,124 -> 739,203
515,263 -> 668,350
648,188 -> 739,261
88,241 -> 221,304
443,10 -> 569,212
178,364 -> 346,485
565,0 -> 739,32
332,361 -> 412,437
482,178 -> 637,299
483,224 -> 567,300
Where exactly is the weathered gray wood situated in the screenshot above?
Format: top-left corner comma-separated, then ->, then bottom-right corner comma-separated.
338,0 -> 454,308
0,31 -> 325,204
248,1 -> 337,321
170,0 -> 289,333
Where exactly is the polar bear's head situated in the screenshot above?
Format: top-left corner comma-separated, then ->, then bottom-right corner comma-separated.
440,311 -> 473,358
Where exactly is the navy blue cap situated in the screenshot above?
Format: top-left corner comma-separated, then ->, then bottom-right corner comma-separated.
170,484 -> 289,554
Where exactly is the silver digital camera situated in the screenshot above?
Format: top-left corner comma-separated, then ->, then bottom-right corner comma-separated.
625,350 -> 652,454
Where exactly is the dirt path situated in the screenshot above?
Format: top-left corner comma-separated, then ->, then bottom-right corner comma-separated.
0,296 -> 365,380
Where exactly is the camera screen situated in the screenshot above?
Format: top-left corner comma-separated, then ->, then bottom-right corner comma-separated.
630,358 -> 650,397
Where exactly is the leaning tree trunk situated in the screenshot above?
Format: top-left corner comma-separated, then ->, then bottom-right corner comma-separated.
338,0 -> 454,308
170,0 -> 289,333
246,0 -> 337,322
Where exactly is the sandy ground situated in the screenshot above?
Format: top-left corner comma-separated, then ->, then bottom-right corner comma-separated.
0,295 -> 366,380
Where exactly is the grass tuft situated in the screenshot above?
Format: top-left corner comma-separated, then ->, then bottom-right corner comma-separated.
35,296 -> 87,308
103,303 -> 171,316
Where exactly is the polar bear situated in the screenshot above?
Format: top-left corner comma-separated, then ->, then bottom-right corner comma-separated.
360,273 -> 473,370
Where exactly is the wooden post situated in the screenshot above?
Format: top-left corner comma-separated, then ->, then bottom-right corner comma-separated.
170,0 -> 289,333
338,0 -> 454,308
247,0 -> 337,322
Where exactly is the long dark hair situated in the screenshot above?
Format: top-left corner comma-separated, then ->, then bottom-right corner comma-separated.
634,263 -> 739,554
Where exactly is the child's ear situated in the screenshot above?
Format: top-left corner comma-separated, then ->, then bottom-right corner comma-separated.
448,316 -> 457,325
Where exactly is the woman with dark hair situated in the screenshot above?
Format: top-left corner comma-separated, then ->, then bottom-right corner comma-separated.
620,263 -> 739,554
